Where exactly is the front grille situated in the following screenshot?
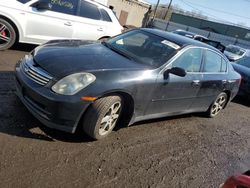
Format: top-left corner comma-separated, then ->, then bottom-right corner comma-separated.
21,56 -> 53,86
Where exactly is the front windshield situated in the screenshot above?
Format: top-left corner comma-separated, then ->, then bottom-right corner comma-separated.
106,30 -> 179,68
236,57 -> 250,68
225,45 -> 246,56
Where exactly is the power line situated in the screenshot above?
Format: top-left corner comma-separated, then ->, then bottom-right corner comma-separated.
179,0 -> 236,25
182,0 -> 250,20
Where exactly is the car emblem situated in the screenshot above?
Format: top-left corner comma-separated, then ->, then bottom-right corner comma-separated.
24,67 -> 29,73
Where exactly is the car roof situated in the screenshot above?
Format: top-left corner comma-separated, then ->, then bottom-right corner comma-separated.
141,28 -> 218,51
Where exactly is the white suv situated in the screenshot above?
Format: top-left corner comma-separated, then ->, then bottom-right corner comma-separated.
0,0 -> 123,50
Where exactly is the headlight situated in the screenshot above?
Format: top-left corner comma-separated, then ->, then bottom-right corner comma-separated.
52,73 -> 96,95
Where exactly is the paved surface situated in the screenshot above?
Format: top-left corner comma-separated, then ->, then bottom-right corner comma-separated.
0,45 -> 250,188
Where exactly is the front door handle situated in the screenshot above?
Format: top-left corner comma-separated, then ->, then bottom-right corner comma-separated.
192,80 -> 200,86
64,21 -> 72,26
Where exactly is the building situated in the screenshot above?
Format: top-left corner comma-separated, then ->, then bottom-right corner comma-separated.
170,13 -> 250,42
107,0 -> 151,27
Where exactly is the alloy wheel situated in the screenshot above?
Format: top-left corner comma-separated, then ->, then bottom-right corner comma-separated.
211,95 -> 227,116
0,23 -> 11,48
99,101 -> 121,136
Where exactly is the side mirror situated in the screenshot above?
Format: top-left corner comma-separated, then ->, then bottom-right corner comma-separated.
35,2 -> 52,10
164,67 -> 186,79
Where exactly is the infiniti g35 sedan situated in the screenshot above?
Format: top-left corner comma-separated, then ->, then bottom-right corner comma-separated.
15,28 -> 241,140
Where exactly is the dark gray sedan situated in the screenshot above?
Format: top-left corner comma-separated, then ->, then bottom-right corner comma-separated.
15,28 -> 241,140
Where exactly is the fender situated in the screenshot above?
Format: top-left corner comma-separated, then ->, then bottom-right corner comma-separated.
0,8 -> 25,42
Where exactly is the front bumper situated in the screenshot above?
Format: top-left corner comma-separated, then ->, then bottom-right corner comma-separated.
15,61 -> 91,133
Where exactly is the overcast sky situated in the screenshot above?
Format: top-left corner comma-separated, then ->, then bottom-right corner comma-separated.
145,0 -> 250,28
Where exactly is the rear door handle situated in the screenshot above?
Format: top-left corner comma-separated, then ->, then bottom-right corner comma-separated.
97,27 -> 104,31
222,80 -> 227,84
64,21 -> 72,26
192,80 -> 201,86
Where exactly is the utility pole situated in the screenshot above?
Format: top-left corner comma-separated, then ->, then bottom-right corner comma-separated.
164,0 -> 173,20
152,0 -> 160,22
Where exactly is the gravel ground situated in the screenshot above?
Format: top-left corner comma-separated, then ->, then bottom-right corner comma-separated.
0,45 -> 250,188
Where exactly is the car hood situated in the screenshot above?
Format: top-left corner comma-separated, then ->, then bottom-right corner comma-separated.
32,40 -> 149,78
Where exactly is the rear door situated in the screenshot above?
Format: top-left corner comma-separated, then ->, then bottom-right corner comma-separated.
145,47 -> 203,116
72,0 -> 107,40
192,49 -> 228,111
24,0 -> 78,44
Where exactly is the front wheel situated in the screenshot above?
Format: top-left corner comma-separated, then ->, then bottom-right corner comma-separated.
0,18 -> 17,50
206,92 -> 228,118
82,96 -> 123,140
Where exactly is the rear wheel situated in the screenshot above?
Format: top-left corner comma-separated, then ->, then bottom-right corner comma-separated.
82,96 -> 123,140
206,92 -> 228,118
0,18 -> 16,50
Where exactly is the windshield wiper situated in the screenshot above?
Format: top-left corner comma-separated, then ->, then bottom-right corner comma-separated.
102,41 -> 134,61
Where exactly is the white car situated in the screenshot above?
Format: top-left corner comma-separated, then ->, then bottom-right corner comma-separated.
0,0 -> 123,50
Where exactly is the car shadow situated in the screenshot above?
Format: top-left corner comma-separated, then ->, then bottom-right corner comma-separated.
0,71 -> 94,143
11,43 -> 38,52
232,96 -> 250,107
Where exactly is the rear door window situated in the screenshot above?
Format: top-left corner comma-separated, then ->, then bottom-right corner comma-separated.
79,0 -> 101,20
204,50 -> 222,72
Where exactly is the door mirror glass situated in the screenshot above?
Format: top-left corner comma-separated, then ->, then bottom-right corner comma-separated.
35,2 -> 52,10
164,67 -> 186,79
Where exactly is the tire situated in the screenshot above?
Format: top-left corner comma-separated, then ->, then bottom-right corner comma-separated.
0,18 -> 17,50
82,96 -> 123,140
206,92 -> 228,118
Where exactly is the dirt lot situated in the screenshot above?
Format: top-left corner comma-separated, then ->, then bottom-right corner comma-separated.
0,45 -> 250,188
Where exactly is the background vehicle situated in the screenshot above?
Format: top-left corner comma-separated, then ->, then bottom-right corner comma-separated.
220,170 -> 250,188
0,0 -> 123,50
172,29 -> 208,42
231,55 -> 250,98
173,29 -> 225,52
224,45 -> 248,61
15,28 -> 241,140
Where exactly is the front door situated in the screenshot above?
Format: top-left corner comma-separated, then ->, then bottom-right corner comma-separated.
145,47 -> 204,116
72,0 -> 106,40
24,0 -> 78,44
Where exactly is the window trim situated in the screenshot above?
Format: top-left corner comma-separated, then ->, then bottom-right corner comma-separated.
202,48 -> 228,74
170,47 -> 204,73
160,46 -> 228,75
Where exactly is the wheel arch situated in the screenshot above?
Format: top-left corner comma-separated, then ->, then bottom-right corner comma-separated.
223,90 -> 232,108
75,90 -> 135,133
0,14 -> 22,43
